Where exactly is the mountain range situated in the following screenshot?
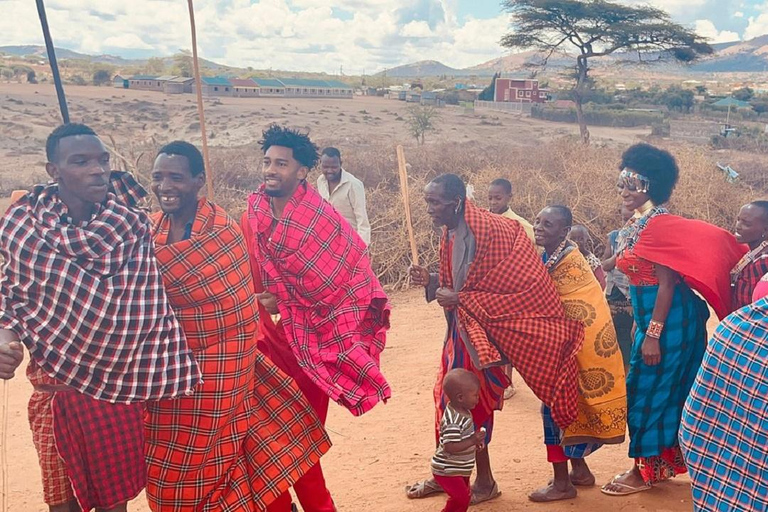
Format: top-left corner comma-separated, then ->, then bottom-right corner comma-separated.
3,34 -> 768,79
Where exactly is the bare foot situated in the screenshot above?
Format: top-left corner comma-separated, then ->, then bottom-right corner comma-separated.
470,480 -> 501,505
569,459 -> 596,486
529,482 -> 578,502
601,467 -> 650,496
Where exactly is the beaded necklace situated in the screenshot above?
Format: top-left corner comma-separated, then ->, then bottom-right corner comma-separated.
543,239 -> 574,272
730,240 -> 768,285
616,205 -> 668,255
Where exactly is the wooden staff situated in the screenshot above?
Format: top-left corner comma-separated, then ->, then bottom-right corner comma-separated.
186,0 -> 214,199
0,381 -> 6,512
35,0 -> 69,123
396,145 -> 419,266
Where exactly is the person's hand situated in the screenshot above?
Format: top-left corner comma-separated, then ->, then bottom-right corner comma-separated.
0,341 -> 23,380
642,335 -> 661,366
473,428 -> 486,450
256,292 -> 279,315
435,287 -> 459,308
409,265 -> 429,287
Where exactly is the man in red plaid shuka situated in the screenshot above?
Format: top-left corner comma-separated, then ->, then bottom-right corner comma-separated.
0,124 -> 201,512
406,174 -> 584,505
145,141 -> 330,511
240,125 -> 391,512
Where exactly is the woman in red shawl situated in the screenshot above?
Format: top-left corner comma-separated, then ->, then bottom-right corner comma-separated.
601,144 -> 744,496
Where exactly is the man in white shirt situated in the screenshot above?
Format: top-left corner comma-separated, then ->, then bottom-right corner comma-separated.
316,147 -> 371,244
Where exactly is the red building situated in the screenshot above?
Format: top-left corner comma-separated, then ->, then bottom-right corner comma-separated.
494,78 -> 549,103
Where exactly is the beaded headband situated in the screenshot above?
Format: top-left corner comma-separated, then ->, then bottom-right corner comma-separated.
619,168 -> 650,194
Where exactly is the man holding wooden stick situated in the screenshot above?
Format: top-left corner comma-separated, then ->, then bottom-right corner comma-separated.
405,173 -> 583,506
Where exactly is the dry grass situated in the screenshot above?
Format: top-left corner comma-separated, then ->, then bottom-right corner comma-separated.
7,135 -> 761,289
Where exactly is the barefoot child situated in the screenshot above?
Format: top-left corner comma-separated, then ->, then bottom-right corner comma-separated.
431,369 -> 487,512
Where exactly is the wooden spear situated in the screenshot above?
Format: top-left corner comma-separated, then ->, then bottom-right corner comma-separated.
396,145 -> 419,266
187,0 -> 215,199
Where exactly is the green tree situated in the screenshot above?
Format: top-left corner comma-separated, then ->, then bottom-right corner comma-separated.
145,57 -> 166,75
479,72 -> 499,101
733,87 -> 754,102
694,85 -> 707,95
93,69 -> 112,86
405,105 -> 440,145
172,51 -> 193,77
751,100 -> 768,115
501,0 -> 712,143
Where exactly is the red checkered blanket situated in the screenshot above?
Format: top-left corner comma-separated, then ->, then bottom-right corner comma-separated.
441,201 -> 584,428
146,200 -> 330,510
0,172 -> 200,403
247,183 -> 391,416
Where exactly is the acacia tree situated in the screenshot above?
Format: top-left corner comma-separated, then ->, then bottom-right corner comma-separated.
501,0 -> 712,143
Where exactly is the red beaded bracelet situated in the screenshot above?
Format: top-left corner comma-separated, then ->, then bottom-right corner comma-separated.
646,320 -> 664,339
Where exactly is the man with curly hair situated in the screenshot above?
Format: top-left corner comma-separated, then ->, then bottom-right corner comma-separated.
241,125 -> 391,512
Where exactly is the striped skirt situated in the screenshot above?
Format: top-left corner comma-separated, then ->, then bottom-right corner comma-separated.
680,298 -> 768,511
627,283 -> 708,474
434,313 -> 507,445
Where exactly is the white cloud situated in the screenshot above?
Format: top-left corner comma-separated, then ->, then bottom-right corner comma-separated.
0,0 -> 514,73
735,11 -> 745,17
102,34 -> 154,50
694,20 -> 740,43
744,3 -> 768,40
619,0 -> 707,16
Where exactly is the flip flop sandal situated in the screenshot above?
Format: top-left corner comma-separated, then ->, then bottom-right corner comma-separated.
405,479 -> 444,499
600,475 -> 652,496
471,482 -> 501,505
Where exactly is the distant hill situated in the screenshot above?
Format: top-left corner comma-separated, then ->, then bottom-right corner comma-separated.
379,34 -> 768,78
0,45 -> 136,65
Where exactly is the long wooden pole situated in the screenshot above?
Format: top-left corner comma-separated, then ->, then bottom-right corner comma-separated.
187,0 -> 214,199
35,0 -> 69,123
396,145 -> 419,266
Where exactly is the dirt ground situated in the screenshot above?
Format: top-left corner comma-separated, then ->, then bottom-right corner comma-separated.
1,83 -> 693,511
0,83 -> 649,189
2,289 -> 698,512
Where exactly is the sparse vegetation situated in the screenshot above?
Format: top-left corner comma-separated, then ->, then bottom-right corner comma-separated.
404,105 -> 439,145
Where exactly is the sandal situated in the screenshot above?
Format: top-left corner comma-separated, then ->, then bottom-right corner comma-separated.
405,479 -> 444,499
600,473 -> 651,496
471,482 -> 501,505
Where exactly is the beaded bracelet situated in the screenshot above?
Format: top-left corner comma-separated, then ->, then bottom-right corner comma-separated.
646,320 -> 664,339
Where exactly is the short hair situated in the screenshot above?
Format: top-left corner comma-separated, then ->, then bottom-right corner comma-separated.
430,174 -> 466,201
443,368 -> 480,402
749,200 -> 768,223
547,205 -> 573,227
46,123 -> 97,162
570,224 -> 589,237
620,143 -> 679,205
260,124 -> 320,169
490,178 -> 512,195
321,147 -> 341,159
156,140 -> 205,176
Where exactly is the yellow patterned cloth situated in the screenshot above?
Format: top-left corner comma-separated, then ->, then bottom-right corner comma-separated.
550,249 -> 627,446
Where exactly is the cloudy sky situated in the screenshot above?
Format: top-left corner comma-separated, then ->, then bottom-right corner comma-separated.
1,0 -> 765,73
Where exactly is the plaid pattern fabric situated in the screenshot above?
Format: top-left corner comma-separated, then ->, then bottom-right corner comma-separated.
632,214 -> 746,319
440,201 -> 584,428
146,201 -> 330,511
626,282 -> 708,458
0,172 -> 200,403
247,183 -> 391,417
680,298 -> 768,511
732,255 -> 768,310
52,391 -> 146,510
27,369 -> 74,506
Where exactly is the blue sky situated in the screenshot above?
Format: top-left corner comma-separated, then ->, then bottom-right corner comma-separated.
1,0 -> 766,74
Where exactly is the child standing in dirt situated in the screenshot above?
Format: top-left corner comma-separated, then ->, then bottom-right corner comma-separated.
431,369 -> 487,512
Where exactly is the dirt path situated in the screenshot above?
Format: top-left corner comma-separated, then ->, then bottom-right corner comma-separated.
5,289 -> 695,512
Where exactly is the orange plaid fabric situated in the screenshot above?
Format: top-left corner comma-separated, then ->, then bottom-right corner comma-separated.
442,201 -> 585,428
27,362 -> 74,506
145,200 -> 330,511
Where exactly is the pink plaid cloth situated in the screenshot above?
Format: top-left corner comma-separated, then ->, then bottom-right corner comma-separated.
247,183 -> 391,416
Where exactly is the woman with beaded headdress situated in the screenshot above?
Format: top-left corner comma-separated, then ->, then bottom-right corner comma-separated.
600,144 -> 744,496
730,200 -> 768,309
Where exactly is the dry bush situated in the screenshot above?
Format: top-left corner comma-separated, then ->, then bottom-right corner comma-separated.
98,136 -> 767,289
